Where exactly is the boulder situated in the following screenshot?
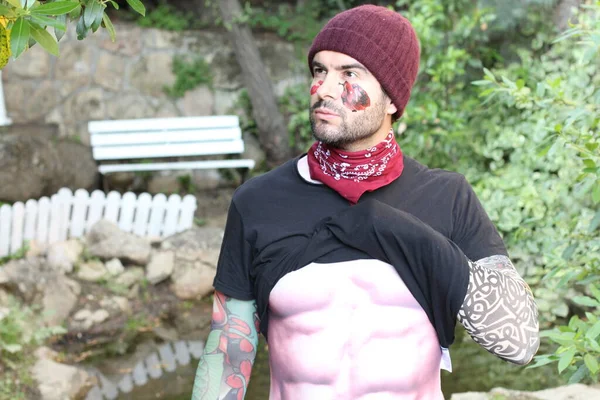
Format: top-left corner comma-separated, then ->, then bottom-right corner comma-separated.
146,250 -> 175,284
86,220 -> 151,265
0,129 -> 97,203
32,347 -> 96,400
162,227 -> 223,299
46,239 -> 84,274
0,258 -> 80,325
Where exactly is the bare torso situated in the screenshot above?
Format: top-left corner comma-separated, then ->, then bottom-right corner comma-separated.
268,259 -> 444,400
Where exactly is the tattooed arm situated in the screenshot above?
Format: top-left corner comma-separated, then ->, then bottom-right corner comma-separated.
192,291 -> 259,400
457,255 -> 540,365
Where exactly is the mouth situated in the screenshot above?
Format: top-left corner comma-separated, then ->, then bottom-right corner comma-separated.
314,108 -> 339,120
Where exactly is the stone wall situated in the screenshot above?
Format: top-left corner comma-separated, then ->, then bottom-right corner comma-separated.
2,22 -> 307,145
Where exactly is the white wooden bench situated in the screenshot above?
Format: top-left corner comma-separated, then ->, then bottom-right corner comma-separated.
88,115 -> 256,187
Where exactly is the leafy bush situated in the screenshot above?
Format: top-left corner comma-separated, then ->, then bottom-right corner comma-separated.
136,2 -> 190,31
0,0 -> 146,67
164,55 -> 213,98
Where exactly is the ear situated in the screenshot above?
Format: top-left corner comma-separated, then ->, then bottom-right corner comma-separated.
386,99 -> 398,116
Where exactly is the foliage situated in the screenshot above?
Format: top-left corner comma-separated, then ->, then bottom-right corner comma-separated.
477,2 -> 600,382
0,295 -> 66,398
164,54 -> 213,98
136,1 -> 189,31
0,0 -> 145,66
0,241 -> 28,265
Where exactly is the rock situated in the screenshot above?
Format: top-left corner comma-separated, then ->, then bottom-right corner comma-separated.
100,296 -> 131,315
77,260 -> 108,282
46,239 -> 84,274
94,51 -> 126,91
146,251 -> 175,284
105,258 -> 125,276
0,258 -> 80,326
115,267 -> 145,288
170,261 -> 216,300
0,132 -> 97,203
450,384 -> 600,400
177,86 -> 214,116
130,53 -> 176,97
41,275 -> 81,326
3,44 -> 51,79
73,309 -> 93,321
87,220 -> 152,265
32,346 -> 96,400
160,227 -> 223,299
26,239 -> 48,258
91,309 -> 110,324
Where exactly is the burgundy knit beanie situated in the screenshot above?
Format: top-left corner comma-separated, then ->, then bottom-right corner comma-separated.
308,5 -> 420,119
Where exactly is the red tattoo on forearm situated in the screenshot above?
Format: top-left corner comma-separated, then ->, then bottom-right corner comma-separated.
208,292 -> 256,400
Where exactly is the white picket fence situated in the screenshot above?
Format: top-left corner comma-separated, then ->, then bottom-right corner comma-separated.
0,188 -> 197,258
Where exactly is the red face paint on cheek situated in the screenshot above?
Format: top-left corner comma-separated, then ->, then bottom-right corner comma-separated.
341,81 -> 371,112
310,80 -> 324,95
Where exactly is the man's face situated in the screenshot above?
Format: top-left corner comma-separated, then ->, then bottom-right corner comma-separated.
309,51 -> 395,149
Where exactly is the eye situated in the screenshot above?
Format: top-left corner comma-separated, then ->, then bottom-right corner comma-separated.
313,67 -> 326,75
344,71 -> 358,78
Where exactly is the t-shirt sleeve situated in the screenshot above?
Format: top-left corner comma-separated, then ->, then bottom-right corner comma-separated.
452,176 -> 508,261
212,200 -> 255,300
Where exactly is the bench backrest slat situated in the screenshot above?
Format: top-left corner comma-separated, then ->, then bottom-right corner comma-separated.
93,140 -> 245,161
90,127 -> 242,147
88,115 -> 240,134
88,115 -> 248,162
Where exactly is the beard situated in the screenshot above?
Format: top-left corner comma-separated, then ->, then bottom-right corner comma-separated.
309,98 -> 387,149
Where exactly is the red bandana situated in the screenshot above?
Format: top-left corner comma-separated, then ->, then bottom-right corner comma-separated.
307,130 -> 404,203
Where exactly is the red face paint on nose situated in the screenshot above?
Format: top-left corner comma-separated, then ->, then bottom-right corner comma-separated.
341,81 -> 370,112
310,80 -> 324,95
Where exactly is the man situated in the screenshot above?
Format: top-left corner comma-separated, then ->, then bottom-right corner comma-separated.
192,5 -> 539,400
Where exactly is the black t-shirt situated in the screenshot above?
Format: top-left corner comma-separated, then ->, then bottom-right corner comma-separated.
213,155 -> 507,347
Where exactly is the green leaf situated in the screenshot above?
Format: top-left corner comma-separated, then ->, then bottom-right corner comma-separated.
30,15 -> 66,30
75,15 -> 87,40
30,1 -> 79,15
572,296 -> 600,307
593,184 -> 600,204
54,14 -> 67,41
102,12 -> 116,42
585,143 -> 599,152
483,67 -> 495,81
562,243 -> 577,260
4,0 -> 22,9
0,5 -> 17,17
10,18 -> 30,58
589,210 -> 600,233
526,355 -> 557,369
29,23 -> 58,56
583,159 -> 597,169
585,321 -> 600,341
25,0 -> 35,9
568,364 -> 588,384
590,285 -> 600,304
109,0 -> 119,9
471,80 -> 492,86
516,79 -> 525,89
558,348 -> 576,373
126,0 -> 145,16
83,0 -> 104,29
584,354 -> 599,375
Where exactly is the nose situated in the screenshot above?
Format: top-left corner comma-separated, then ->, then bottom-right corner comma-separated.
316,75 -> 342,101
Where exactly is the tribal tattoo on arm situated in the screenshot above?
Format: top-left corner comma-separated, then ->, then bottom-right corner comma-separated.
192,291 -> 259,400
457,255 -> 540,365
